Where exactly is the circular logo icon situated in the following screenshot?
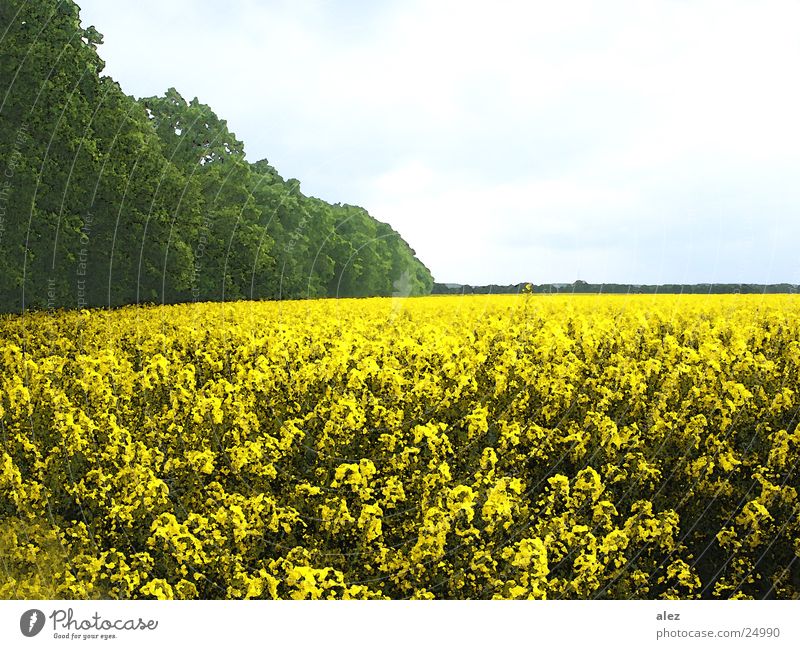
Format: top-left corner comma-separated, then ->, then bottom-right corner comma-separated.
20,609 -> 45,637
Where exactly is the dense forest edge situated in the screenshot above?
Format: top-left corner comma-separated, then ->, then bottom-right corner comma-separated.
0,1 -> 433,314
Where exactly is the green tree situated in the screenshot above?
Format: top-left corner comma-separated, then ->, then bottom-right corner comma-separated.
0,0 -> 433,313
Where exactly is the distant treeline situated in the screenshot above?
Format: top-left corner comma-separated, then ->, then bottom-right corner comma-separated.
0,1 -> 433,313
433,280 -> 800,295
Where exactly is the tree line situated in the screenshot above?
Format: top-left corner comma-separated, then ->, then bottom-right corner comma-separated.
0,0 -> 433,313
433,280 -> 800,295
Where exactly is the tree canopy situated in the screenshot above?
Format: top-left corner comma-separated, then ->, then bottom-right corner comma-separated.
0,0 -> 433,313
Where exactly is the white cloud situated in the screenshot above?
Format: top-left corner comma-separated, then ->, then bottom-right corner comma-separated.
78,0 -> 800,284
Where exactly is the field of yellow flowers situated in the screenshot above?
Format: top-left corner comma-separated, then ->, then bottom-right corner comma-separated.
1,294 -> 799,599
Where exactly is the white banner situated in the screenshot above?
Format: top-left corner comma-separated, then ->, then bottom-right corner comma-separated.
0,600 -> 796,648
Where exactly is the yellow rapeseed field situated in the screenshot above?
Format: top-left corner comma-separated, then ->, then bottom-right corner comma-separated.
1,294 -> 799,599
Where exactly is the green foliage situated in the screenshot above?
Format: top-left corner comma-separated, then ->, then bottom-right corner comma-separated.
0,0 -> 432,313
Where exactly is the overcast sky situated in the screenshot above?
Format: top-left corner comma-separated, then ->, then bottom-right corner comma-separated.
77,0 -> 800,285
